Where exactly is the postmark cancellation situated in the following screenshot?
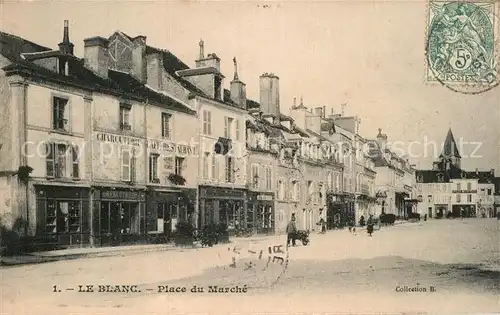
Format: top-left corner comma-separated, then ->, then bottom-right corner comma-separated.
426,1 -> 499,88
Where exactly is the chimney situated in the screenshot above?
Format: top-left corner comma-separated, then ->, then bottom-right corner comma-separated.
230,57 -> 247,109
195,40 -> 221,71
323,106 -> 326,118
84,36 -> 110,79
146,52 -> 164,90
314,107 -> 323,117
131,36 -> 147,83
292,97 -> 297,109
259,73 -> 280,116
58,20 -> 74,55
376,128 -> 388,149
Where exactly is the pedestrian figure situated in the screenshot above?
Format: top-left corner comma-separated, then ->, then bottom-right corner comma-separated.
367,215 -> 374,237
286,214 -> 298,247
424,214 -> 427,221
318,218 -> 326,234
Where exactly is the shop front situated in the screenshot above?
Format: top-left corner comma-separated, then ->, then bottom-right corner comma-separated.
452,204 -> 476,218
198,185 -> 247,235
91,187 -> 147,247
247,191 -> 275,234
146,188 -> 197,242
326,192 -> 354,229
35,185 -> 91,247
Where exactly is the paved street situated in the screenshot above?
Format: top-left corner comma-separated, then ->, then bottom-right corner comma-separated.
1,219 -> 499,314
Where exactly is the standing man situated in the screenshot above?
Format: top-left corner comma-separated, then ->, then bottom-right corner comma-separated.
286,213 -> 298,247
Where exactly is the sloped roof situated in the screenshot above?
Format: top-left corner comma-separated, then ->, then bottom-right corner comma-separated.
440,128 -> 461,158
0,31 -> 51,62
366,140 -> 389,167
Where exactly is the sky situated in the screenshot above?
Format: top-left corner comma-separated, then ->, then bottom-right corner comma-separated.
1,0 -> 499,172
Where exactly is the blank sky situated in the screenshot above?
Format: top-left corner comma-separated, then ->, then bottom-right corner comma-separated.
1,0 -> 498,171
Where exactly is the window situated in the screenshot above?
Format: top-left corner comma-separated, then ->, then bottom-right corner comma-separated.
175,157 -> 184,176
224,117 -> 234,139
235,120 -> 240,141
161,113 -> 171,139
45,143 -> 79,179
52,97 -> 69,131
225,156 -> 234,183
265,167 -> 272,191
457,183 -> 461,190
456,194 -> 461,203
251,164 -> 259,189
46,200 -> 81,234
149,154 -> 159,183
467,182 -> 472,191
292,181 -> 300,201
214,76 -> 222,100
121,148 -> 133,181
202,152 -> 210,179
203,110 -> 212,135
467,194 -> 472,202
487,189 -> 492,195
119,104 -> 132,130
72,146 -> 79,179
277,179 -> 284,200
211,154 -> 218,181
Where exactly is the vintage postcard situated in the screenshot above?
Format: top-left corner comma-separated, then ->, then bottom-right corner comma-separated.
0,0 -> 499,314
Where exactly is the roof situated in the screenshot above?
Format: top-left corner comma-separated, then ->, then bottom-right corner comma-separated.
440,128 -> 461,158
416,160 -> 495,184
0,31 -> 51,62
320,120 -> 336,134
246,99 -> 260,109
0,31 -> 195,115
108,70 -> 195,114
366,140 -> 389,167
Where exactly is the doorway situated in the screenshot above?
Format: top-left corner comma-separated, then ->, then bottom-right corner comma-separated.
157,203 -> 175,239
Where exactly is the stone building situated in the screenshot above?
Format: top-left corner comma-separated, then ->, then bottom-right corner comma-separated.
415,129 -> 496,218
0,22 -> 200,248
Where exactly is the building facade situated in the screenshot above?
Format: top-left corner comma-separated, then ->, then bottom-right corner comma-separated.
415,129 -> 496,218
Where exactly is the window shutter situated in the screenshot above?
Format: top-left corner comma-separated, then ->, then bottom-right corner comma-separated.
130,150 -> 136,182
46,143 -> 55,177
71,145 -> 79,179
235,120 -> 240,140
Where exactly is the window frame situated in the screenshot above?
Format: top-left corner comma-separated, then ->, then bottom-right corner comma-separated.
149,153 -> 159,183
51,96 -> 70,132
121,148 -> 132,182
119,103 -> 132,131
175,156 -> 184,177
161,112 -> 172,139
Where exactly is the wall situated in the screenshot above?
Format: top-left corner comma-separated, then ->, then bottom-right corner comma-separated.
0,68 -> 12,172
197,98 -> 247,188
92,94 -> 147,184
145,105 -> 199,188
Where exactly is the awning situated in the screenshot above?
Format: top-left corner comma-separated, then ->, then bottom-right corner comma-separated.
214,137 -> 232,155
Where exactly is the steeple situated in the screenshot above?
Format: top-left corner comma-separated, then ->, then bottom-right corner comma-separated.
58,20 -> 74,55
439,128 -> 461,169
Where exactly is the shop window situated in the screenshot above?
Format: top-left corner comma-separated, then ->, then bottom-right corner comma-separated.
45,200 -> 81,234
52,96 -> 69,131
99,202 -> 141,235
119,103 -> 132,131
161,112 -> 172,139
149,153 -> 159,183
175,157 -> 184,176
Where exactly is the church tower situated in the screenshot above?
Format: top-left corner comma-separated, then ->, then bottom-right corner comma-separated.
439,128 -> 461,169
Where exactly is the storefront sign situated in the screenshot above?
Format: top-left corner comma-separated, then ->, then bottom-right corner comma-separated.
257,194 -> 274,201
148,140 -> 198,156
96,132 -> 141,147
101,189 -> 145,201
200,186 -> 245,199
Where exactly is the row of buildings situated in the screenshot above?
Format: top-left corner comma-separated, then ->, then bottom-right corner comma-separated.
0,22 -> 497,249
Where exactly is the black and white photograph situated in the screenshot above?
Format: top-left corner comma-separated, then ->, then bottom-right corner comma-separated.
0,0 -> 499,314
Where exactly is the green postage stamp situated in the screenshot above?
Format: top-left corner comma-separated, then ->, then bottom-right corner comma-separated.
426,1 -> 498,87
